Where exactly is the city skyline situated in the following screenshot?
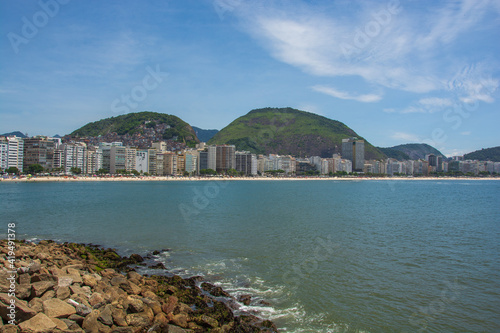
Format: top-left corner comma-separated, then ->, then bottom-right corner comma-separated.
1,0 -> 499,157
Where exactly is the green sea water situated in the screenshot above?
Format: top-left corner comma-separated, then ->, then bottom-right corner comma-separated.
1,179 -> 499,332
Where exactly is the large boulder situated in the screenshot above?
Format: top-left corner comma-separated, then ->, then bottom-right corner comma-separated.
42,298 -> 76,318
18,313 -> 57,332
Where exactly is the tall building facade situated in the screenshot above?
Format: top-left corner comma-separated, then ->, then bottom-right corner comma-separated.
216,145 -> 236,173
0,136 -> 24,172
23,136 -> 57,171
342,137 -> 365,172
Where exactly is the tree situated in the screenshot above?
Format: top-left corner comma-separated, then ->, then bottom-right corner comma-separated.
200,169 -> 217,176
96,168 -> 108,175
27,164 -> 44,174
183,171 -> 190,177
5,167 -> 20,175
131,170 -> 140,176
70,167 -> 82,175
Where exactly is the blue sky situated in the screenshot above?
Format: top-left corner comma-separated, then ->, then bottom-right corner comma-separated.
1,0 -> 499,156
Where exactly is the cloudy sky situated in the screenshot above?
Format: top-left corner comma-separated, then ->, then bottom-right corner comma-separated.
1,0 -> 499,156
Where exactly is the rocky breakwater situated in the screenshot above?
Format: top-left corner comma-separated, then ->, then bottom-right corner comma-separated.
0,240 -> 278,333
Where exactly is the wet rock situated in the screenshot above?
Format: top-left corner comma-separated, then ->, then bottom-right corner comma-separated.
43,297 -> 76,318
129,254 -> 144,263
18,313 -> 56,332
201,283 -> 231,297
238,294 -> 252,306
149,263 -> 166,269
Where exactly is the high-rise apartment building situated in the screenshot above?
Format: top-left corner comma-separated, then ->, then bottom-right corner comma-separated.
216,145 -> 236,173
0,136 -> 24,172
23,136 -> 56,171
342,137 -> 365,171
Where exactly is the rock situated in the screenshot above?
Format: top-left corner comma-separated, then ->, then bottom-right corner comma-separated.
89,292 -> 105,307
188,322 -> 203,330
57,276 -> 74,287
56,286 -> 71,300
125,312 -> 152,327
197,314 -> 219,328
98,305 -> 114,326
126,271 -> 142,281
153,313 -> 169,327
49,317 -> 69,330
60,319 -> 80,330
161,296 -> 177,314
14,284 -> 31,301
126,297 -> 144,313
30,281 -> 55,298
76,303 -> 93,317
129,254 -> 144,263
30,273 -> 57,283
67,314 -> 85,325
28,297 -> 44,313
171,313 -> 188,328
0,294 -> 37,322
82,274 -> 98,288
111,307 -> 128,327
82,310 -> 108,333
0,325 -> 19,333
149,263 -> 166,269
122,281 -> 141,295
238,294 -> 252,306
167,324 -> 190,333
18,313 -> 57,332
110,276 -> 128,287
43,298 -> 76,318
40,289 -> 55,301
142,297 -> 162,315
70,285 -> 90,297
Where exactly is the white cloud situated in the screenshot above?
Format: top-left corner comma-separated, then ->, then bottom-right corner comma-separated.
391,132 -> 421,142
461,131 -> 471,135
312,85 -> 382,102
238,0 -> 499,98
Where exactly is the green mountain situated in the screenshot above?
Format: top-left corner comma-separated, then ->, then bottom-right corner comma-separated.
71,111 -> 199,145
379,143 -> 445,160
192,126 -> 219,142
208,107 -> 385,159
464,146 -> 500,162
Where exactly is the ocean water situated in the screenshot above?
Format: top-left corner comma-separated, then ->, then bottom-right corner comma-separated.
1,179 -> 499,333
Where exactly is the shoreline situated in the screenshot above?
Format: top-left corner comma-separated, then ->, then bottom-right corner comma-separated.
0,239 -> 279,332
1,176 -> 498,182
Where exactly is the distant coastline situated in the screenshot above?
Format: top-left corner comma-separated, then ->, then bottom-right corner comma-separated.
1,175 -> 499,182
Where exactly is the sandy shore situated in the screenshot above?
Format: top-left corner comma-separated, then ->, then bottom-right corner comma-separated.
1,176 -> 498,182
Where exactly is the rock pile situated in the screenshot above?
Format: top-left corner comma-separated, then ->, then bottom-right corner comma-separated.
0,240 -> 278,332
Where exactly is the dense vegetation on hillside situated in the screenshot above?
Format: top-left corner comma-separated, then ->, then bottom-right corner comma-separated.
464,146 -> 500,162
209,107 -> 386,159
379,143 -> 445,160
70,112 -> 199,145
192,126 -> 219,142
378,148 -> 411,161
